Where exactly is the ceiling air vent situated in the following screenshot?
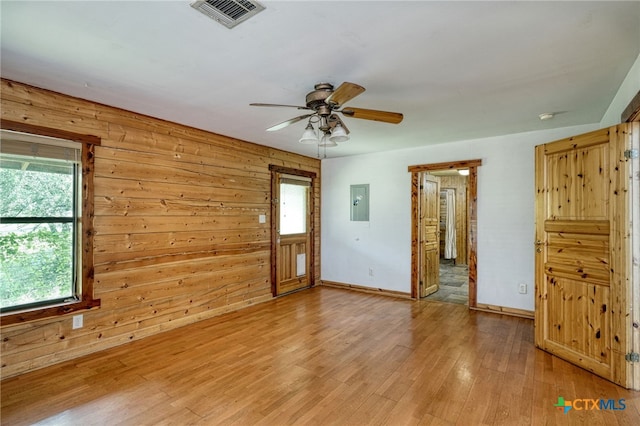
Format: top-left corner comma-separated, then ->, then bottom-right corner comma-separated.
191,0 -> 265,29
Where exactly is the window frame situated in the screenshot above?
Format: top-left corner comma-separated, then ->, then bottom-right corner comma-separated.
0,119 -> 101,325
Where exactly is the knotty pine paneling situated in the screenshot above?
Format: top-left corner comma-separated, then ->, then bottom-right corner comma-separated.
0,79 -> 321,378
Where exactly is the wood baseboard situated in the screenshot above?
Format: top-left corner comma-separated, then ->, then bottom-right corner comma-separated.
471,303 -> 534,320
320,280 -> 412,300
320,281 -> 533,320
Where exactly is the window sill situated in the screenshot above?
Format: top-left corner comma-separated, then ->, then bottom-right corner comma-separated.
0,298 -> 101,326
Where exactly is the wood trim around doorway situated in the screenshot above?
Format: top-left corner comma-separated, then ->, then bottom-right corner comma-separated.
268,165 -> 317,297
408,159 -> 482,305
622,90 -> 640,123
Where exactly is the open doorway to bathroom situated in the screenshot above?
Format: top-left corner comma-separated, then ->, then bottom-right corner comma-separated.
409,159 -> 481,307
427,171 -> 469,305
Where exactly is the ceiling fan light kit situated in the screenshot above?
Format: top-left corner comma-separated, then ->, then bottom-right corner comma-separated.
318,135 -> 338,147
299,123 -> 319,144
251,82 -> 404,149
329,123 -> 349,143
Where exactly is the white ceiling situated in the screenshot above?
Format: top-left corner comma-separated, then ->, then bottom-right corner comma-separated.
1,1 -> 639,159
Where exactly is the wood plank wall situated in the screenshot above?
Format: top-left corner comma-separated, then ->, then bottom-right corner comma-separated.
438,175 -> 467,265
0,79 -> 321,378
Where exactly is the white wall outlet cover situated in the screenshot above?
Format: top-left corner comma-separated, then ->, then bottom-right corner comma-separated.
72,314 -> 83,329
259,214 -> 266,223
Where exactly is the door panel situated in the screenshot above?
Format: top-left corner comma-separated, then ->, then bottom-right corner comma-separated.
277,234 -> 308,294
534,125 -> 633,388
274,175 -> 312,296
420,174 -> 440,297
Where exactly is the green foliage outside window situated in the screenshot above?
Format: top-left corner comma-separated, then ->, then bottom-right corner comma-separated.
0,158 -> 77,310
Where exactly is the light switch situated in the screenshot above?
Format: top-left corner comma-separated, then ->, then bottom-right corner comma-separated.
259,214 -> 266,224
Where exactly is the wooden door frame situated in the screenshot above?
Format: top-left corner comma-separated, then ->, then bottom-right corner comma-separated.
624,94 -> 640,390
408,159 -> 482,304
269,165 -> 317,297
628,122 -> 640,390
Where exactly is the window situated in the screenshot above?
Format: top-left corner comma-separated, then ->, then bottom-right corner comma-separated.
279,180 -> 309,235
0,124 -> 100,324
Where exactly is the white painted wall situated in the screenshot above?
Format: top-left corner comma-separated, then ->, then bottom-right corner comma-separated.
601,52 -> 640,127
321,56 -> 639,312
321,124 -> 597,311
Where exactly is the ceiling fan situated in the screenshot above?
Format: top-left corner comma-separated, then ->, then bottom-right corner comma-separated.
250,82 -> 403,146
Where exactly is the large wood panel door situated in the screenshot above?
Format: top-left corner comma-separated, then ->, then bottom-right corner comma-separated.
420,174 -> 440,297
272,171 -> 313,296
534,125 -> 635,388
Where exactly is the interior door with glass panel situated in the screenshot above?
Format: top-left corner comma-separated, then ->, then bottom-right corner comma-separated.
273,172 -> 312,296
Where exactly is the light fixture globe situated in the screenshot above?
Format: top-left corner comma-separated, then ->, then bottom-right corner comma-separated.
299,123 -> 319,144
329,123 -> 349,143
318,133 -> 337,147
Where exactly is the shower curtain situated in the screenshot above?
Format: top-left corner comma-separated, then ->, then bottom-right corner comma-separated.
444,189 -> 457,259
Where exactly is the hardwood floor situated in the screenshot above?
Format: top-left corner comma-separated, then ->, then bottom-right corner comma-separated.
2,286 -> 639,425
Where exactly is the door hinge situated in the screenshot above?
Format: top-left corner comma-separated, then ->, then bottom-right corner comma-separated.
624,149 -> 639,159
625,352 -> 640,362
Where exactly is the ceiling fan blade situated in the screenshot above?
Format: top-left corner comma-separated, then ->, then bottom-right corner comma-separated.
341,107 -> 404,124
326,82 -> 365,107
266,114 -> 314,131
250,103 -> 311,110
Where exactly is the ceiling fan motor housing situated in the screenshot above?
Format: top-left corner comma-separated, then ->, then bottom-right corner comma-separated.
306,83 -> 335,115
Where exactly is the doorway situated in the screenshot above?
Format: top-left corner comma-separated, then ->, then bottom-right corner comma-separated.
428,172 -> 470,305
408,159 -> 481,306
269,165 -> 316,296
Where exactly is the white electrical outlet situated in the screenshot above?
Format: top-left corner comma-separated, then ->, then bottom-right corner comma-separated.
258,214 -> 266,224
72,314 -> 83,329
518,283 -> 527,294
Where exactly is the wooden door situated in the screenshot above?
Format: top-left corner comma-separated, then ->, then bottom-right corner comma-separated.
273,173 -> 312,296
420,174 -> 440,297
534,125 -> 634,388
